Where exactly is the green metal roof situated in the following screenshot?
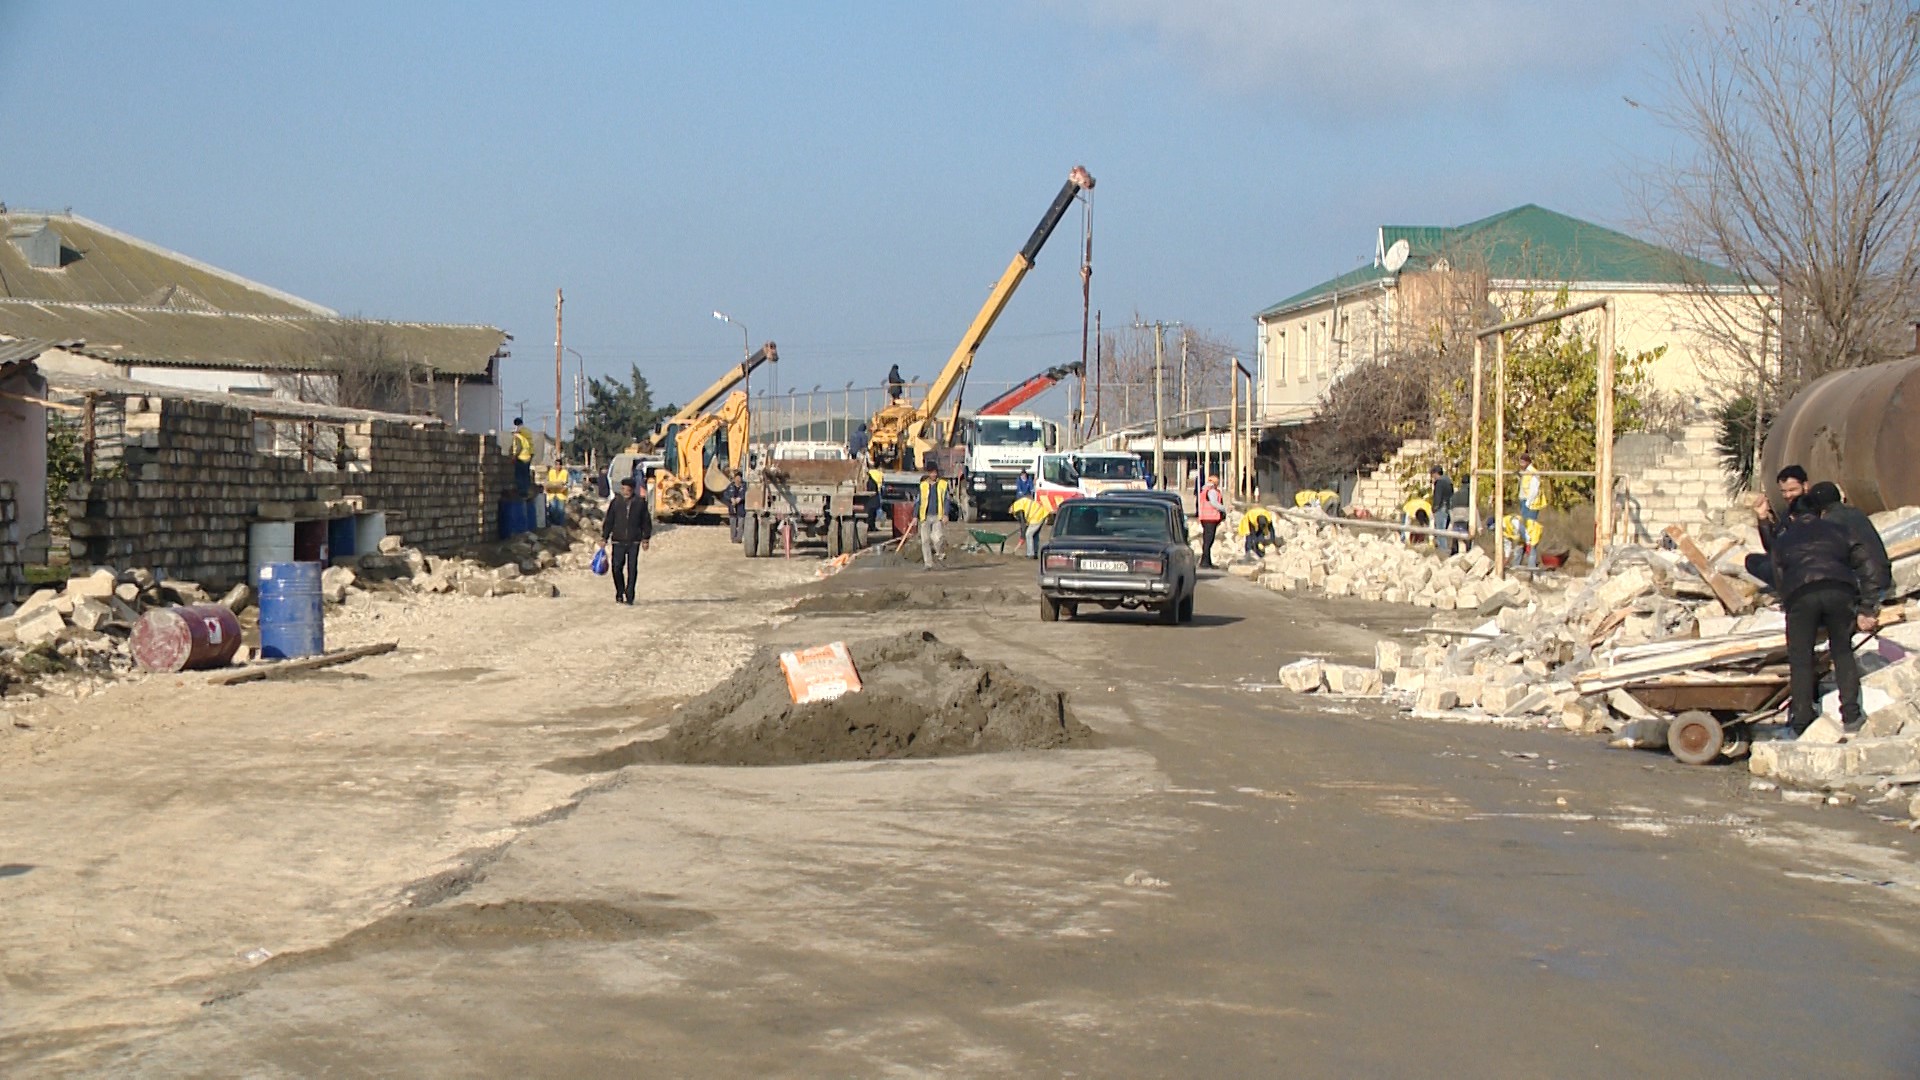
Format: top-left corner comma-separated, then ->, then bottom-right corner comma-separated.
0,301 -> 506,377
0,210 -> 330,315
1256,263 -> 1395,318
1260,204 -> 1740,319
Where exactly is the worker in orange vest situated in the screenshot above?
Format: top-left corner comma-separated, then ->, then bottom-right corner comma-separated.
1197,472 -> 1226,569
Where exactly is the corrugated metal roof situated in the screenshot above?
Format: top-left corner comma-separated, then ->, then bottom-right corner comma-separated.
0,210 -> 332,315
0,336 -> 75,364
1260,204 -> 1743,320
43,368 -> 448,425
0,301 -> 506,377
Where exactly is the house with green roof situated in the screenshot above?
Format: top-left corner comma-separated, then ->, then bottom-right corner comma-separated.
1253,204 -> 1748,426
0,207 -> 511,432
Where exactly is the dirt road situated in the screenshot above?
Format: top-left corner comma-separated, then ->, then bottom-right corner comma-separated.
5,529 -> 1920,1075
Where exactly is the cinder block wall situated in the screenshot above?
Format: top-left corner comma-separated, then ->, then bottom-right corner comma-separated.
65,398 -> 515,589
0,481 -> 25,611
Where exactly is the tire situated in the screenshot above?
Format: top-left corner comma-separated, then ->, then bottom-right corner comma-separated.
743,514 -> 762,557
962,495 -> 981,523
759,516 -> 777,557
1157,598 -> 1179,625
826,518 -> 844,558
1039,596 -> 1060,622
1668,710 -> 1725,766
1177,587 -> 1195,624
842,518 -> 861,554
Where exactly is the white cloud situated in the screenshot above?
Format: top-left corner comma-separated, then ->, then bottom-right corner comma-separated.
1042,0 -> 1710,112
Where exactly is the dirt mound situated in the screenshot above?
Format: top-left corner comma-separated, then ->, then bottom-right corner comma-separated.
550,631 -> 1091,770
782,584 -> 1031,615
858,541 -> 1008,570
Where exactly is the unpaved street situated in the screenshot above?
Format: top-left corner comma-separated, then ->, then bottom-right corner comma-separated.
5,529 -> 1920,1076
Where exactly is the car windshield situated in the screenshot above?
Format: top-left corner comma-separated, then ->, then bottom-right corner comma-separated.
976,420 -> 1044,447
1054,502 -> 1170,540
1075,456 -> 1142,480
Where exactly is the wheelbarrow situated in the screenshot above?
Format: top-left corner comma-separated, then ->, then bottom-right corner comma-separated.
1620,673 -> 1793,766
967,527 -> 1013,554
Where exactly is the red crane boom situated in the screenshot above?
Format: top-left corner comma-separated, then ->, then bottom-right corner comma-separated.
976,361 -> 1086,416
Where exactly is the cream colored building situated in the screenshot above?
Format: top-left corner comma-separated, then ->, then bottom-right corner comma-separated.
1254,205 -> 1751,425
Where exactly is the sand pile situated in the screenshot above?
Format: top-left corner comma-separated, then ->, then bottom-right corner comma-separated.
782,584 -> 1031,615
554,631 -> 1090,770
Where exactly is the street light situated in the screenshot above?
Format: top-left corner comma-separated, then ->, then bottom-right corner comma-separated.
714,310 -> 754,444
563,347 -> 587,447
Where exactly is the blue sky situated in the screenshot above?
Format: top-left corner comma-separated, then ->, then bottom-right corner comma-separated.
0,0 -> 1711,421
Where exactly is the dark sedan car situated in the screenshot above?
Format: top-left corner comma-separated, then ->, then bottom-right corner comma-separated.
1036,496 -> 1197,624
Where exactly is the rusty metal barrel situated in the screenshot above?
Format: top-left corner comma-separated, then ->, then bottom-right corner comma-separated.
131,604 -> 244,673
1763,355 -> 1920,515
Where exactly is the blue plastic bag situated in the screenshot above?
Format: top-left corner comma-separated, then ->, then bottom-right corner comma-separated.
590,546 -> 609,576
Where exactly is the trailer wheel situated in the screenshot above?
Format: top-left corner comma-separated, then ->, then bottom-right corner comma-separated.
756,516 -> 775,557
742,513 -> 762,558
839,518 -> 860,554
1668,710 -> 1725,766
826,518 -> 844,558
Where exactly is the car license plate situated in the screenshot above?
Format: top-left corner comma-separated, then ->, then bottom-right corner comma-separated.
1080,558 -> 1129,572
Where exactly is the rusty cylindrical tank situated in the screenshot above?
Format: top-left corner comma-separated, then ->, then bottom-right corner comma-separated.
131,604 -> 244,673
1762,355 -> 1920,515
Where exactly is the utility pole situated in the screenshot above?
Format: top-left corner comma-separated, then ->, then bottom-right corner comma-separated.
553,289 -> 564,454
1179,328 -> 1189,416
1134,319 -> 1181,488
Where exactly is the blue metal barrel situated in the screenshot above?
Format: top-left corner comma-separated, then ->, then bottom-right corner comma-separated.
498,497 -> 534,538
257,561 -> 324,659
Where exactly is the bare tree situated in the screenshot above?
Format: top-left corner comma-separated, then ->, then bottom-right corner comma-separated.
1651,1 -> 1920,410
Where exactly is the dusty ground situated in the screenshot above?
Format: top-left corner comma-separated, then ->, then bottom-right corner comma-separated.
4,528 -> 1920,1076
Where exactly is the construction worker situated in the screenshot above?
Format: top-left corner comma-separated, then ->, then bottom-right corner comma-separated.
1517,452 -> 1545,538
1770,494 -> 1885,737
1015,467 -> 1035,501
543,455 -> 570,527
1745,464 -> 1810,588
1237,505 -> 1277,558
1197,472 -> 1226,570
886,364 -> 905,401
846,422 -> 870,461
1430,465 -> 1457,553
913,465 -> 949,570
1502,513 -> 1543,569
721,470 -> 748,544
598,476 -> 653,605
1010,495 -> 1049,559
510,418 -> 535,497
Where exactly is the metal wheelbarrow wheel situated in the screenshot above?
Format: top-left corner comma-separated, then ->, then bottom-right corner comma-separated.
1667,710 -> 1726,766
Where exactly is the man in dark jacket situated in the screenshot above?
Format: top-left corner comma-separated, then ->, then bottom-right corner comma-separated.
1745,464 -> 1810,587
1769,497 -> 1886,736
1806,481 -> 1891,604
599,476 -> 653,605
1430,465 -> 1456,554
720,470 -> 748,544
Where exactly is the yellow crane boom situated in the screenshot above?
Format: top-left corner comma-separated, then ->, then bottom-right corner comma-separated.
868,166 -> 1094,470
641,342 -> 777,452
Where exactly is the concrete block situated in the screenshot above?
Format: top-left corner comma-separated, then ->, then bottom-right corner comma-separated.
1325,664 -> 1384,697
1480,682 -> 1540,714
1845,735 -> 1920,778
15,588 -> 57,618
1390,668 -> 1426,694
15,607 -> 66,646
1862,699 -> 1920,739
1749,740 -> 1850,786
1279,658 -> 1325,693
1374,639 -> 1403,673
69,597 -> 112,632
1416,686 -> 1459,711
1442,677 -> 1483,708
65,568 -> 117,599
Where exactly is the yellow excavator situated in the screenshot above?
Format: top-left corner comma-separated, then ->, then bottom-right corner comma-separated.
651,389 -> 752,518
865,166 -> 1094,507
604,342 -> 775,519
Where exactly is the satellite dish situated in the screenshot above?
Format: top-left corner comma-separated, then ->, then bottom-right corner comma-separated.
1382,238 -> 1411,273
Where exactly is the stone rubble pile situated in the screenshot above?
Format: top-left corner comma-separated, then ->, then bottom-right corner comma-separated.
1253,502 -> 1920,826
0,526 -> 583,701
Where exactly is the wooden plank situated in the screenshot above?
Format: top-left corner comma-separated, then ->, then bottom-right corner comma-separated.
1664,525 -> 1746,615
1887,536 -> 1920,561
1586,607 -> 1632,646
210,642 -> 398,686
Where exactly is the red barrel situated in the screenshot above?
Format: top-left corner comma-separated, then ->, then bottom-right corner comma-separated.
889,500 -> 914,536
131,604 -> 244,673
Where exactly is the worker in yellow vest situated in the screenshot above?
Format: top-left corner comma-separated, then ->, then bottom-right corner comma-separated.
913,466 -> 949,570
1503,513 -> 1544,568
510,418 -> 535,497
1237,505 -> 1277,558
1010,496 -> 1050,559
544,457 -> 571,526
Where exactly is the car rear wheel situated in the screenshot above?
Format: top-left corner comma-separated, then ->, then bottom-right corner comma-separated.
1157,598 -> 1179,625
1039,596 -> 1061,622
1177,588 -> 1195,623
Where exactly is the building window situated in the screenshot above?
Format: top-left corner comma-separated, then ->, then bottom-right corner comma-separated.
1338,314 -> 1351,368
1275,329 -> 1287,385
1316,319 -> 1329,379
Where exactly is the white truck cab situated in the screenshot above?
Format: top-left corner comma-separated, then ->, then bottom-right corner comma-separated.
956,413 -> 1058,520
